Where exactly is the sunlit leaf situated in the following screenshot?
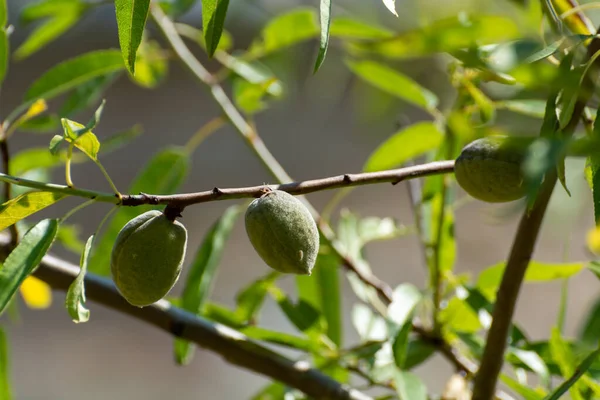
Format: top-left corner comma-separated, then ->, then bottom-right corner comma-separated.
477,261 -> 584,299
175,205 -> 241,365
201,0 -> 229,57
347,60 -> 438,112
550,327 -> 585,400
130,40 -> 168,88
19,275 -> 52,309
115,0 -> 150,74
0,191 -> 66,232
330,18 -> 393,39
364,122 -> 443,172
269,285 -> 321,333
249,8 -> 319,56
353,15 -> 520,59
61,119 -> 100,161
90,147 -> 189,275
0,219 -> 58,315
65,234 -> 93,323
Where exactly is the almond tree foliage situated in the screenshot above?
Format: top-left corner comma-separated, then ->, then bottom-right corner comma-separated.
2,0 -> 600,399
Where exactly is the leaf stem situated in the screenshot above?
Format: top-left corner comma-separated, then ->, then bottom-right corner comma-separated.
93,159 -> 120,198
65,144 -> 74,188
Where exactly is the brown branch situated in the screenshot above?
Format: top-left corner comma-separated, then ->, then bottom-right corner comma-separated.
0,138 -> 18,246
24,245 -> 372,400
471,28 -> 600,400
121,161 -> 455,208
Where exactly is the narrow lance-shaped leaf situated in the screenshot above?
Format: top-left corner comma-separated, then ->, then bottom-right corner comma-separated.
346,59 -> 438,112
544,347 -> 600,400
314,251 -> 342,346
394,370 -> 427,400
23,50 -> 125,103
174,205 -> 242,365
0,219 -> 59,315
314,0 -> 331,73
65,235 -> 93,323
115,0 -> 150,74
588,106 -> 600,223
15,4 -> 85,61
234,271 -> 279,323
90,147 -> 190,275
364,122 -> 443,172
202,0 -> 230,57
0,328 -> 11,400
0,191 -> 66,232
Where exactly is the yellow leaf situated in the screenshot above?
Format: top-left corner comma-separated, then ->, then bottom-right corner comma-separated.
24,99 -> 48,119
20,276 -> 52,309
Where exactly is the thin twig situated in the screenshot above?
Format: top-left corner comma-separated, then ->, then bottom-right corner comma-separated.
19,241 -> 372,400
0,162 -> 455,209
471,28 -> 600,400
121,161 -> 455,207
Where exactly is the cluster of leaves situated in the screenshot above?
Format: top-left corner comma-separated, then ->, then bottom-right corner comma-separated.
2,0 -> 600,400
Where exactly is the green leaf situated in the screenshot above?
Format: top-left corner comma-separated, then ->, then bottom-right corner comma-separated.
221,56 -> 282,97
235,272 -> 279,323
157,0 -> 196,17
544,347 -> 600,400
201,0 -> 230,57
314,252 -> 342,346
0,0 -> 6,27
232,78 -> 279,115
589,107 -> 600,224
240,326 -> 319,352
314,0 -> 331,73
353,15 -> 520,59
550,327 -> 584,400
497,100 -> 546,118
174,205 -> 241,365
59,73 -> 119,117
11,148 -> 61,175
24,49 -> 125,103
393,371 -> 427,400
0,191 -> 66,232
129,40 -> 168,88
0,328 -> 11,400
330,18 -> 393,39
352,303 -> 387,341
89,147 -> 190,275
114,0 -> 150,74
500,374 -> 546,400
15,0 -> 87,60
364,122 -> 443,172
579,294 -> 600,346
251,382 -> 287,400
61,119 -> 100,160
56,224 -> 86,255
477,261 -> 584,299
249,8 -> 319,56
346,60 -> 438,112
65,234 -> 92,323
18,115 -> 61,133
270,285 -> 321,333
0,219 -> 58,315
